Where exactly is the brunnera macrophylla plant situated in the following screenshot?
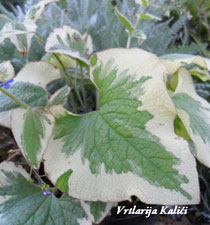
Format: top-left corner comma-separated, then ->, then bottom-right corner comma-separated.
0,1 -> 210,225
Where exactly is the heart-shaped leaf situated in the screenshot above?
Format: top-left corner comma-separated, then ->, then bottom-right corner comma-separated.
44,49 -> 199,204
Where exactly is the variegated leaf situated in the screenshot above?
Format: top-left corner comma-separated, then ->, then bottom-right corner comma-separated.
0,21 -> 37,54
161,54 -> 210,81
43,53 -> 76,69
0,62 -> 59,128
24,0 -> 59,23
11,108 -> 55,168
0,82 -> 48,128
0,61 -> 14,82
48,85 -> 70,106
80,201 -> 116,224
0,23 -> 30,43
45,25 -> 89,65
82,32 -> 93,55
0,0 -> 57,54
172,68 -> 210,167
0,161 -> 91,225
0,62 -> 15,128
44,49 -> 199,205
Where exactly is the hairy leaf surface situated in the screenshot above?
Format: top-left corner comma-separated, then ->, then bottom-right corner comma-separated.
0,162 -> 91,225
0,62 -> 60,128
0,82 -> 48,112
44,49 -> 199,204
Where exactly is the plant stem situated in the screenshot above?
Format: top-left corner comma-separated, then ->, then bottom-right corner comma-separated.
54,53 -> 71,84
69,92 -> 77,114
53,54 -> 86,112
0,87 -> 29,109
126,35 -> 132,48
126,7 -> 147,48
34,34 -> 87,112
79,65 -> 88,112
72,65 -> 86,112
34,34 -> 45,46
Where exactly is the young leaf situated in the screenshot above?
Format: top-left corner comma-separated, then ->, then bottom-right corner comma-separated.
56,169 -> 73,193
80,201 -> 116,224
0,161 -> 91,225
114,7 -> 134,36
132,29 -> 147,45
45,25 -> 89,65
142,0 -> 149,7
139,13 -> 161,21
172,68 -> 210,167
24,0 -> 59,23
161,54 -> 210,81
0,82 -> 48,112
0,61 -> 15,81
11,108 -> 55,168
135,0 -> 149,7
174,116 -> 190,141
48,86 -> 70,106
44,49 -> 199,205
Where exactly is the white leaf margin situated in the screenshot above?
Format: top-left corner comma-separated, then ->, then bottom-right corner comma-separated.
14,61 -> 60,88
45,25 -> 89,65
43,49 -> 200,205
0,61 -> 15,81
24,0 -> 59,23
0,62 -> 60,128
172,68 -> 210,167
80,201 -> 117,224
11,108 -> 55,169
161,53 -> 210,80
0,161 -> 30,204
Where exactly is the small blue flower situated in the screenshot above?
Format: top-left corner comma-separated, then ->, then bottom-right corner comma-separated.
0,79 -> 14,89
43,190 -> 51,196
